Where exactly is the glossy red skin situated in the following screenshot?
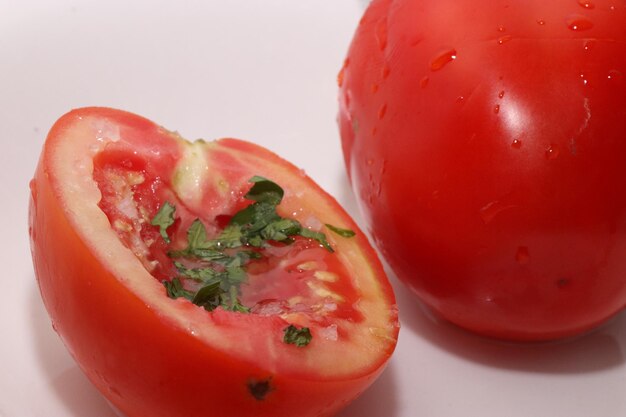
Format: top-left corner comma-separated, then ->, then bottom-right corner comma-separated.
340,0 -> 626,340
30,108 -> 397,417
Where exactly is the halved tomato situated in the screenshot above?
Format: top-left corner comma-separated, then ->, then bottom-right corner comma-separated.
29,107 -> 398,417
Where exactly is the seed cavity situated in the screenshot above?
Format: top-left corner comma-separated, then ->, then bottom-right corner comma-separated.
306,281 -> 344,302
314,271 -> 339,282
297,261 -> 318,271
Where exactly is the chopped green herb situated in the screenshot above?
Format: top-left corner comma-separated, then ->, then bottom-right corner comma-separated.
225,264 -> 246,284
192,280 -> 223,311
325,224 -> 356,238
186,219 -> 210,251
300,228 -> 334,252
163,278 -> 194,301
174,261 -> 221,282
245,176 -> 284,204
283,324 -> 313,347
221,285 -> 250,313
151,202 -> 176,243
213,225 -> 244,249
261,218 -> 301,242
161,176 -> 336,314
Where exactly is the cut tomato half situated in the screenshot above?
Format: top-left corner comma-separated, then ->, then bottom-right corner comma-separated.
29,108 -> 398,417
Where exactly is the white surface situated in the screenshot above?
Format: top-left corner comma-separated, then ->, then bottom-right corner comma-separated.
2,1 -> 626,416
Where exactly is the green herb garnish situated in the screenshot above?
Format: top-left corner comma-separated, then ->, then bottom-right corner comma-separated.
283,324 -> 312,347
325,224 -> 356,238
163,277 -> 194,301
157,176 -> 333,321
151,201 -> 176,243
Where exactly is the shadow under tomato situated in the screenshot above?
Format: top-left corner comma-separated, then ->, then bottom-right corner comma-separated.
29,280 -> 120,417
336,362 -> 399,417
392,272 -> 626,374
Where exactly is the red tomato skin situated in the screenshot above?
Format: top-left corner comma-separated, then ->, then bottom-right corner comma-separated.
30,108 -> 394,417
340,0 -> 626,340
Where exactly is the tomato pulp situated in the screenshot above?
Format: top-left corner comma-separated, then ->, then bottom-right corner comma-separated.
339,0 -> 626,340
29,108 -> 398,417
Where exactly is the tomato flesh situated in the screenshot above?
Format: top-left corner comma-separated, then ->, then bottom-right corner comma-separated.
30,108 -> 398,417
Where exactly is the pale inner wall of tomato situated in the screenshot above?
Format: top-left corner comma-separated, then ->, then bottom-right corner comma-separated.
92,148 -> 363,339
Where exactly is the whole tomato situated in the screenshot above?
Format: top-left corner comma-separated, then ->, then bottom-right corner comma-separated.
339,0 -> 626,340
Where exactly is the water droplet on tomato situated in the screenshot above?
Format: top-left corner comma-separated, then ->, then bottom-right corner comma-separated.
410,36 -> 422,47
420,76 -> 429,88
578,0 -> 595,8
494,104 -> 500,114
51,321 -> 59,333
579,72 -> 590,86
583,39 -> 596,51
511,138 -> 522,148
337,68 -> 345,88
382,64 -> 391,79
378,103 -> 388,120
515,246 -> 530,264
337,58 -> 350,87
537,19 -> 546,25
480,200 -> 516,224
375,18 -> 388,51
352,118 -> 360,134
381,159 -> 388,174
566,15 -> 594,31
456,95 -> 465,103
498,90 -> 505,99
108,385 -> 122,398
498,25 -> 506,32
545,144 -> 560,160
430,48 -> 457,71
498,35 -> 513,45
609,5 -> 615,11
607,69 -> 623,84
366,158 -> 374,166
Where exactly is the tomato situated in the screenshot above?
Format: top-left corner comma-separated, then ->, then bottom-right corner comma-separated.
29,107 -> 398,417
339,0 -> 626,341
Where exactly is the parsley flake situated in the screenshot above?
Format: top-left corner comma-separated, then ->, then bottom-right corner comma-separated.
325,224 -> 356,238
163,277 -> 194,301
283,324 -> 312,347
158,176 -> 337,315
151,202 -> 176,243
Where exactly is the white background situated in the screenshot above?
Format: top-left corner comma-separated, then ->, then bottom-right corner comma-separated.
2,1 -> 626,416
